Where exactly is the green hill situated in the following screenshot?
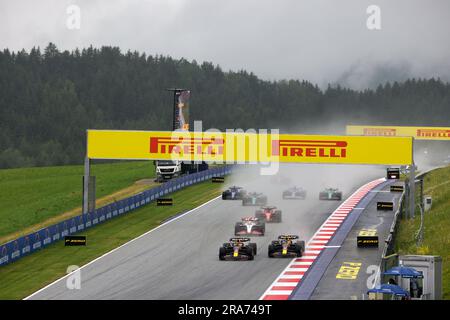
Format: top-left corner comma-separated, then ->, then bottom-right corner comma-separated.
396,165 -> 450,299
0,161 -> 154,243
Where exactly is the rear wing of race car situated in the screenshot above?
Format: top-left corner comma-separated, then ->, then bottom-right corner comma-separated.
241,217 -> 258,221
278,235 -> 299,240
229,237 -> 251,243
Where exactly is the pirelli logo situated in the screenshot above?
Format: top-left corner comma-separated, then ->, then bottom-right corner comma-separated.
87,130 -> 413,165
149,136 -> 224,156
157,198 -> 173,206
377,201 -> 394,211
348,125 -> 450,140
363,128 -> 397,136
390,185 -> 404,192
417,129 -> 450,138
357,237 -> 379,248
271,140 -> 347,158
65,236 -> 87,246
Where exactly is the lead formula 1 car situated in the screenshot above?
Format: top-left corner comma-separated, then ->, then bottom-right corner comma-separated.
268,235 -> 305,258
219,238 -> 257,261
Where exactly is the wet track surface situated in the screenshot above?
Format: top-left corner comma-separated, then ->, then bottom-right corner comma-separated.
28,165 -> 385,299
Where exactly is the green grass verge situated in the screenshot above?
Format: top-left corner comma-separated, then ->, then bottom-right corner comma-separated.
395,165 -> 450,299
0,161 -> 154,240
0,179 -> 223,300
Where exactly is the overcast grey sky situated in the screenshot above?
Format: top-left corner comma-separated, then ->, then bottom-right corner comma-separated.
1,0 -> 449,89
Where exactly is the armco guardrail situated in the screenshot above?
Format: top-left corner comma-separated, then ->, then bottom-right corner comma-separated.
0,166 -> 232,267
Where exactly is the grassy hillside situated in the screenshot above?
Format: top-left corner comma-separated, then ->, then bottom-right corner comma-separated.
395,165 -> 450,299
0,161 -> 154,242
0,180 -> 222,300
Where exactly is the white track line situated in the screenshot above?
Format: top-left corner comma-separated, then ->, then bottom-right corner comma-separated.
24,195 -> 221,300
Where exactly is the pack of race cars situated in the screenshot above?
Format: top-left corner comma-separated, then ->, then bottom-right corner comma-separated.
219,185 -> 341,260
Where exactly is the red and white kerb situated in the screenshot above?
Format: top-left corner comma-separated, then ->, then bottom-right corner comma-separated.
259,178 -> 385,300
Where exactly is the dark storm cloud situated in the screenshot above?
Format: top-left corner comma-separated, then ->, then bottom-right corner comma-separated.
1,0 -> 449,89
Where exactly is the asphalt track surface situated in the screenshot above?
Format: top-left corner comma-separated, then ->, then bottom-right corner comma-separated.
27,165 -> 386,300
309,183 -> 403,300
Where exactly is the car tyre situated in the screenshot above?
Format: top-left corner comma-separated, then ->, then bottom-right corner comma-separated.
268,244 -> 275,258
249,243 -> 257,255
219,247 -> 226,260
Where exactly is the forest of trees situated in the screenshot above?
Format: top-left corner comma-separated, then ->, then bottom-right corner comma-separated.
1,43 -> 449,169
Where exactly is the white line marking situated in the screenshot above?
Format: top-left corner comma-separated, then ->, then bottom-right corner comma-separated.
274,282 -> 300,287
24,195 -> 222,300
265,290 -> 293,295
279,274 -> 304,279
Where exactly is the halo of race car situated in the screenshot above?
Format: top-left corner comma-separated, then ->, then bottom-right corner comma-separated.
219,184 -> 343,260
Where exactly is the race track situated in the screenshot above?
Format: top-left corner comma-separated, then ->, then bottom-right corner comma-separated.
27,164 -> 386,300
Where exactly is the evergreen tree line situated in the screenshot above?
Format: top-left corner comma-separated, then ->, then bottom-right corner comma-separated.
0,43 -> 449,169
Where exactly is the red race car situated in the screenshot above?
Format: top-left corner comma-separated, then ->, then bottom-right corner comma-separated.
255,206 -> 282,223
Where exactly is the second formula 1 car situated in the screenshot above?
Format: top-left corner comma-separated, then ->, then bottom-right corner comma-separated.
319,188 -> 342,200
282,186 -> 307,200
222,186 -> 246,200
242,192 -> 268,206
255,206 -> 282,223
219,237 -> 257,261
268,235 -> 305,258
234,217 -> 265,236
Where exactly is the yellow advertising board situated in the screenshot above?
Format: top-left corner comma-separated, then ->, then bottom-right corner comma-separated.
346,125 -> 450,141
87,130 -> 413,165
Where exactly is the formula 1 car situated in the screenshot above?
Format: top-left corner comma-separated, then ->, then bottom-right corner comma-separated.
319,188 -> 342,200
234,217 -> 265,236
219,237 -> 257,261
268,235 -> 305,258
222,186 -> 246,200
270,174 -> 292,186
255,206 -> 282,223
282,186 -> 307,200
242,192 -> 268,206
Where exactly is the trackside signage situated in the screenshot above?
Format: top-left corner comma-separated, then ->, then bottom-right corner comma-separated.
346,125 -> 450,141
87,130 -> 413,165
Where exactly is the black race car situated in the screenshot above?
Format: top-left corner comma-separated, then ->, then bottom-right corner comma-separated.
219,238 -> 257,261
255,206 -> 282,223
222,186 -> 246,200
319,188 -> 342,200
235,217 -> 265,236
282,186 -> 307,200
268,235 -> 305,258
242,192 -> 268,206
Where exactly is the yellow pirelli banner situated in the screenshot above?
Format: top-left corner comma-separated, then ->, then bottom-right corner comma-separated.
87,130 -> 413,165
346,125 -> 450,141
